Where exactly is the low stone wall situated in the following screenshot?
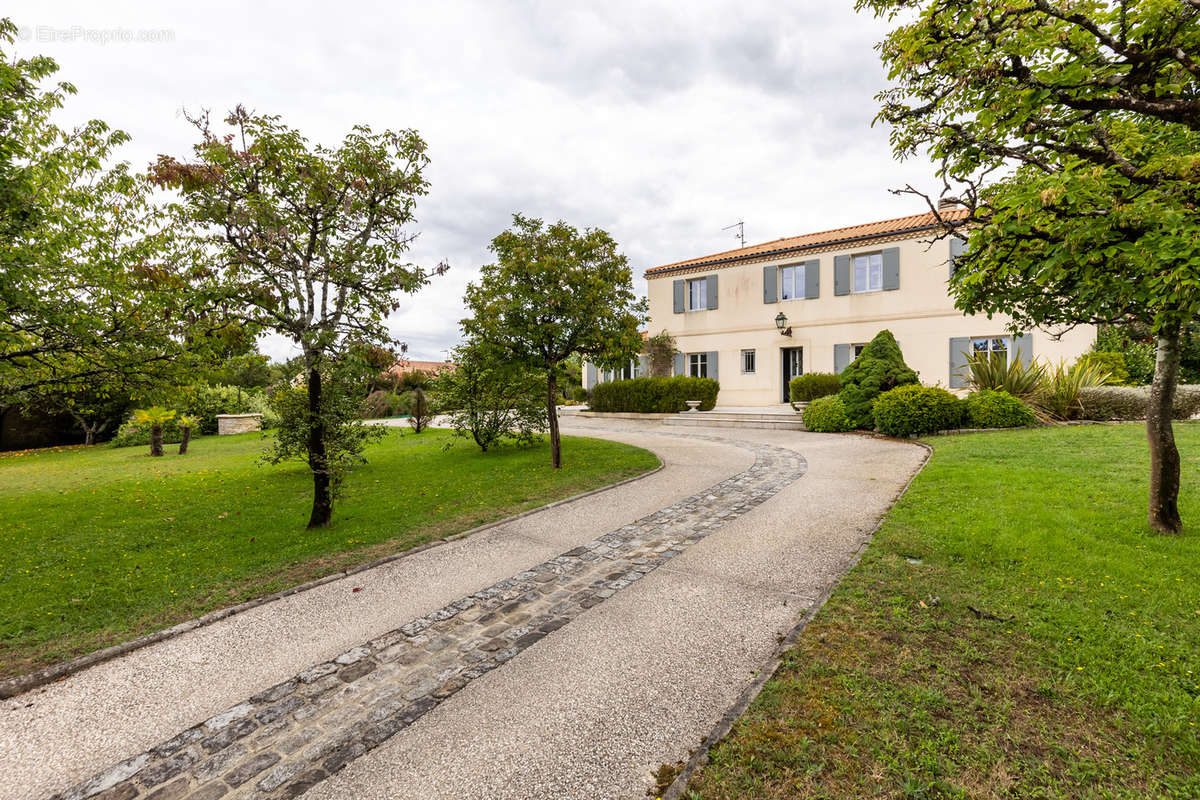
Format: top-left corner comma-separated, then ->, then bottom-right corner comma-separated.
216,414 -> 263,435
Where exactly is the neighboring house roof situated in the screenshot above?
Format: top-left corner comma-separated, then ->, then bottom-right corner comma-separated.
645,207 -> 970,278
387,359 -> 455,377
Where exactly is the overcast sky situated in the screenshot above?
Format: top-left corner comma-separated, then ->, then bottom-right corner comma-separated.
14,1 -> 938,362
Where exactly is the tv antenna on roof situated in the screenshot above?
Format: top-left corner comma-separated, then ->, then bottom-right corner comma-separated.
723,220 -> 745,248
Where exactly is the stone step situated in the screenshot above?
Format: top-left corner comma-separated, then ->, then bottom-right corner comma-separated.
663,416 -> 806,431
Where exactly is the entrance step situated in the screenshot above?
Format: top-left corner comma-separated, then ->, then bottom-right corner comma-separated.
664,413 -> 805,431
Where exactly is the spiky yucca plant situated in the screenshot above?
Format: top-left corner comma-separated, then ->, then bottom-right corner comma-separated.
963,349 -> 1044,401
1035,360 -> 1113,421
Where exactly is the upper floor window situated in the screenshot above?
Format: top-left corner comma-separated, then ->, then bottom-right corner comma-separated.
688,352 -> 708,378
780,264 -> 804,300
852,253 -> 883,293
688,277 -> 708,311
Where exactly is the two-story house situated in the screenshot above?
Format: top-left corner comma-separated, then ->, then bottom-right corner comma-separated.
590,207 -> 1095,407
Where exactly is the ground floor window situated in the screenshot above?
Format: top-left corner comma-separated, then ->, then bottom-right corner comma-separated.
851,343 -> 867,361
741,349 -> 756,374
972,336 -> 1010,363
688,352 -> 708,378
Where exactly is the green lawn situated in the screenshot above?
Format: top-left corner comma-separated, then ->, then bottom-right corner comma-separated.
0,428 -> 658,678
686,423 -> 1199,799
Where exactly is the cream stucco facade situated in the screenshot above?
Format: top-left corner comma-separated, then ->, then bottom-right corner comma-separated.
631,214 -> 1096,406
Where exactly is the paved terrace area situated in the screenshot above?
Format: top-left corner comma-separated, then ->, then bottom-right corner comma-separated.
0,419 -> 925,800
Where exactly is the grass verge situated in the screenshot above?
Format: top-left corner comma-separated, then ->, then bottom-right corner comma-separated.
684,423 -> 1199,799
0,427 -> 658,678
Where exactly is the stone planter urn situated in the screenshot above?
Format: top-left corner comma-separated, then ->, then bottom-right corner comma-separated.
685,400 -> 702,413
216,413 -> 263,435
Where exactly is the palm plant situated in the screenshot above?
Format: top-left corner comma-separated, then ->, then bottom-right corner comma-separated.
132,406 -> 176,457
176,414 -> 198,455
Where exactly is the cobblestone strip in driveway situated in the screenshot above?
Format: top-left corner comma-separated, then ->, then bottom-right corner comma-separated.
49,436 -> 806,800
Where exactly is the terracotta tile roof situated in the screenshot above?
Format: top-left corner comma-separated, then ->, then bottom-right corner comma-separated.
645,207 -> 969,277
387,359 -> 455,376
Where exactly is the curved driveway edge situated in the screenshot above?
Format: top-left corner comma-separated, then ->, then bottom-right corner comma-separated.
5,422 -> 927,800
1,432 -> 751,800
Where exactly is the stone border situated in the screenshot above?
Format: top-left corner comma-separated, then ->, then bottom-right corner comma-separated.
659,439 -> 933,800
46,436 -> 808,800
0,461 -> 665,700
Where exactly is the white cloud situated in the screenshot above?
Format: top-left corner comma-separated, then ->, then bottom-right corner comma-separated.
14,0 -> 940,361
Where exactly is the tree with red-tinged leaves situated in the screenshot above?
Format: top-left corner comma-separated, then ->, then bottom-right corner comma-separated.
152,106 -> 446,528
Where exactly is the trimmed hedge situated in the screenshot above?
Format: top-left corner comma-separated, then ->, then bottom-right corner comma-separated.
802,395 -> 854,432
789,372 -> 840,403
838,330 -> 919,429
965,390 -> 1037,429
111,418 -> 187,448
1077,385 -> 1200,421
873,384 -> 965,437
589,376 -> 719,413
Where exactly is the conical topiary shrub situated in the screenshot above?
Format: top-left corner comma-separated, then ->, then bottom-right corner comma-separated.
838,330 -> 919,429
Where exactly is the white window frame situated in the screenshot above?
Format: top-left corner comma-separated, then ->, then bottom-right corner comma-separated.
688,352 -> 708,378
780,264 -> 805,301
687,277 -> 708,311
850,343 -> 868,362
741,349 -> 756,374
971,335 -> 1011,364
852,252 -> 883,294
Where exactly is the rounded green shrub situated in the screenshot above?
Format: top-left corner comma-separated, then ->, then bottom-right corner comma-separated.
965,390 -> 1037,429
872,384 -> 964,437
802,395 -> 854,432
789,372 -> 840,403
838,330 -> 919,428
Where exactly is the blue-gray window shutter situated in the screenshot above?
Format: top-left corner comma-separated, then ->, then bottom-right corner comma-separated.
834,255 -> 850,296
804,259 -> 820,299
1011,332 -> 1033,367
584,362 -> 598,390
882,247 -> 900,291
706,351 -> 718,381
706,274 -> 718,310
949,337 -> 970,389
673,353 -> 685,376
673,279 -> 685,313
763,266 -> 778,304
949,236 -> 966,278
834,343 -> 851,373
637,355 -> 648,376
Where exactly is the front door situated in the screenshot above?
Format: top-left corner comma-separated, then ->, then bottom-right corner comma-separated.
782,347 -> 803,402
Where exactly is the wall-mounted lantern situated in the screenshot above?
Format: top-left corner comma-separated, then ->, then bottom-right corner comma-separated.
775,311 -> 792,337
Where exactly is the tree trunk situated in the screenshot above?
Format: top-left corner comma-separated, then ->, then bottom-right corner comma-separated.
150,424 -> 164,457
547,369 -> 561,469
83,425 -> 96,446
178,426 -> 192,455
307,365 -> 333,528
1147,329 -> 1183,534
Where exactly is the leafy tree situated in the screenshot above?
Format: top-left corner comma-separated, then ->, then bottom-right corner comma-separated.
132,406 -> 176,457
40,380 -> 135,446
0,20 -> 198,404
860,0 -> 1200,533
463,214 -> 646,468
644,331 -> 677,378
439,341 -> 545,452
267,360 -> 383,496
152,106 -> 445,528
838,330 -> 918,429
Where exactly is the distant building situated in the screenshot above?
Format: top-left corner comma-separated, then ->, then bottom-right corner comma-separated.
387,359 -> 455,380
